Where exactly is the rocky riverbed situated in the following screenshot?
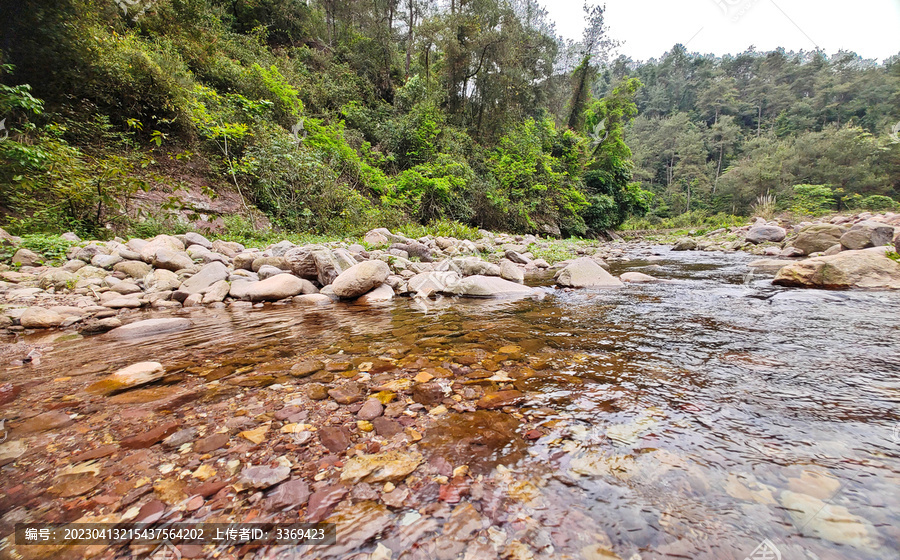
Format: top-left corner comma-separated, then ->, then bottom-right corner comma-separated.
1,220 -> 899,560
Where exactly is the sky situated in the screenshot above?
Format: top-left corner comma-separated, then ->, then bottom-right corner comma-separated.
541,0 -> 900,62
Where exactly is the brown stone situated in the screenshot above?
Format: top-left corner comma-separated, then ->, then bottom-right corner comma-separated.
319,427 -> 351,453
412,382 -> 444,405
119,422 -> 180,449
190,480 -> 230,498
194,433 -> 230,454
13,411 -> 73,434
71,444 -> 118,463
291,360 -> 324,378
476,390 -> 524,410
371,417 -> 403,438
328,383 -> 364,405
306,383 -> 329,400
306,484 -> 348,523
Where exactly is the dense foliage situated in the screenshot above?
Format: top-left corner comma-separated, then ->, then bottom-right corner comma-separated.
609,46 -> 900,219
1,1 -> 896,239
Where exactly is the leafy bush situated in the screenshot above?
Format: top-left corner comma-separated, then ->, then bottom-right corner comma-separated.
855,195 -> 898,212
0,234 -> 76,265
395,220 -> 483,241
389,155 -> 474,223
483,118 -> 587,235
790,184 -> 835,215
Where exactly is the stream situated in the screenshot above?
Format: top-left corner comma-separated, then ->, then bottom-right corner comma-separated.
2,246 -> 899,560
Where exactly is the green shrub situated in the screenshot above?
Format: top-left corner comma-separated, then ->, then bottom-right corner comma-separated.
790,184 -> 835,215
388,155 -> 474,223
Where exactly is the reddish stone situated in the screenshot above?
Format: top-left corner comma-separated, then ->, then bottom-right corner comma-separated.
475,390 -> 524,410
306,485 -> 348,522
189,480 -> 231,498
14,410 -> 73,434
524,429 -> 543,440
318,427 -> 351,453
0,383 -> 22,406
194,433 -> 230,454
136,500 -> 166,523
119,422 -> 180,449
439,476 -> 470,504
71,444 -> 118,463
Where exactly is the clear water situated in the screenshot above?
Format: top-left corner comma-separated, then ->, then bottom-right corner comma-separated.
3,247 -> 899,559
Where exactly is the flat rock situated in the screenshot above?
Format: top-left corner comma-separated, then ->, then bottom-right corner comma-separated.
476,390 -> 525,409
356,283 -> 394,303
242,274 -> 311,301
306,484 -> 349,523
119,421 -> 180,449
236,465 -> 290,491
87,361 -> 166,395
20,307 -> 66,328
106,318 -> 192,339
319,427 -> 352,453
13,411 -> 73,434
194,433 -> 230,454
556,258 -> 623,288
357,399 -> 384,420
773,248 -> 900,289
267,479 -> 311,509
620,271 -> 659,283
328,383 -> 365,405
340,450 -> 423,483
446,275 -> 536,298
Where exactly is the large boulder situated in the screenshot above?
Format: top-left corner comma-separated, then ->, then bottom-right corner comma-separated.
114,260 -> 152,279
242,274 -> 314,301
212,239 -> 244,258
184,232 -> 213,249
773,248 -> 900,289
152,248 -> 195,272
139,235 -> 185,262
38,269 -> 77,291
745,225 -> 786,244
313,249 -> 357,286
445,275 -> 536,298
284,246 -> 321,281
331,260 -> 391,299
671,238 -> 697,251
500,260 -> 525,284
555,257 -> 623,288
174,262 -> 229,302
12,248 -> 41,267
144,269 -> 181,292
20,307 -> 66,328
839,220 -> 895,251
456,258 -> 501,277
788,224 -> 845,256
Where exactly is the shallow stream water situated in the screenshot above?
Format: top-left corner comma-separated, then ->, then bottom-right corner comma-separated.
2,247 -> 899,560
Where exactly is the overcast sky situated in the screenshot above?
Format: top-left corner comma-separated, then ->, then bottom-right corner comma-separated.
541,0 -> 900,62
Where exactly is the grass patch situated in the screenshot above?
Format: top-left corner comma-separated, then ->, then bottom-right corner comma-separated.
0,234 -> 77,266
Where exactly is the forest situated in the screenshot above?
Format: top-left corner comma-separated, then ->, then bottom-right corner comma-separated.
0,0 -> 898,240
